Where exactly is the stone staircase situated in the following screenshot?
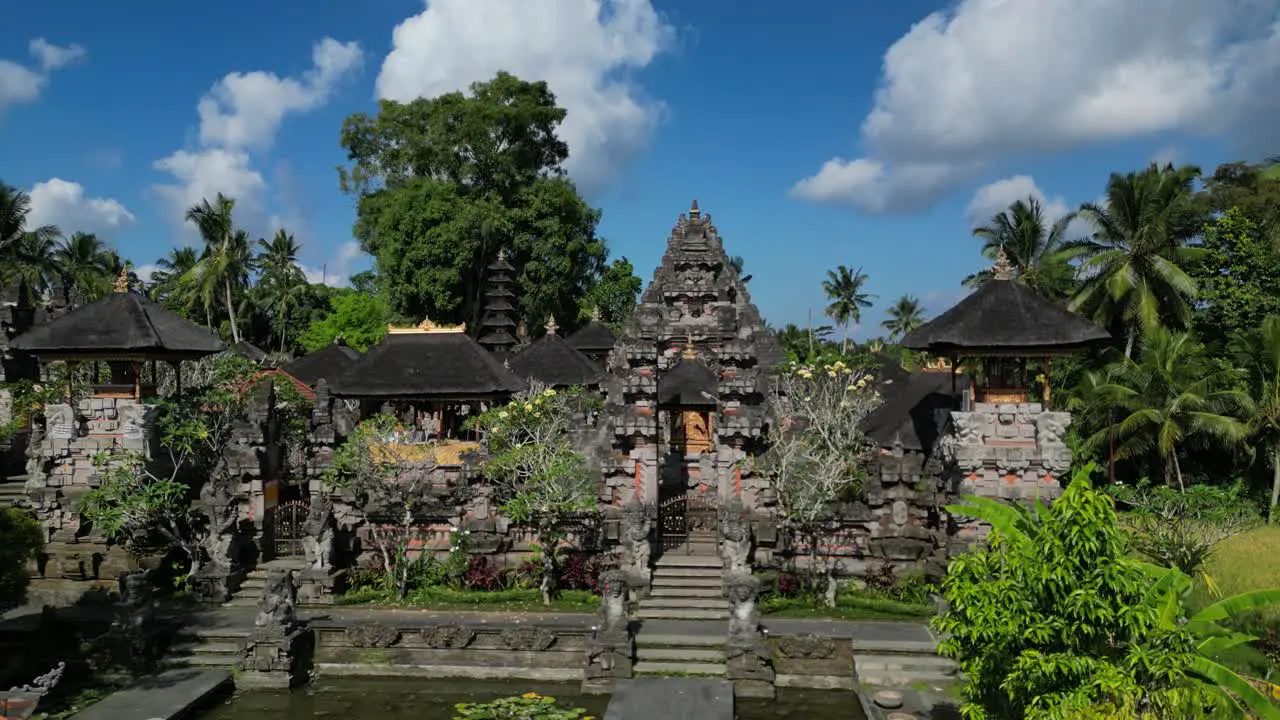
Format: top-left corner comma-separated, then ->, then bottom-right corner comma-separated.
0,475 -> 29,509
853,630 -> 957,688
633,623 -> 727,677
635,553 -> 726,621
223,567 -> 267,608
163,621 -> 249,670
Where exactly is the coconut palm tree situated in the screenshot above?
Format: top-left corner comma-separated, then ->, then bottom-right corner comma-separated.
149,246 -> 201,316
1229,315 -> 1280,522
55,231 -> 114,304
822,265 -> 874,351
964,197 -> 1079,301
1,183 -> 62,287
6,232 -> 62,295
1086,328 -> 1251,490
184,194 -> 255,343
881,295 -> 926,341
1069,163 -> 1205,357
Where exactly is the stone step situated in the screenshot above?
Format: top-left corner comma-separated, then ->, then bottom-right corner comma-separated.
650,567 -> 721,579
856,654 -> 957,673
162,653 -> 237,668
638,597 -> 726,611
655,555 -> 722,569
650,575 -> 722,589
222,597 -> 258,608
857,670 -> 958,688
635,608 -> 728,621
636,647 -> 725,662
633,661 -> 726,677
171,641 -> 243,656
648,586 -> 723,599
635,633 -> 725,649
239,580 -> 266,591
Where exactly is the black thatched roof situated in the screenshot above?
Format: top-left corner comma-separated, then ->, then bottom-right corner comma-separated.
330,330 -> 526,398
566,320 -> 616,353
507,333 -> 601,387
232,340 -> 268,364
281,341 -> 360,387
658,357 -> 718,407
861,369 -> 970,452
900,278 -> 1109,355
10,291 -> 225,360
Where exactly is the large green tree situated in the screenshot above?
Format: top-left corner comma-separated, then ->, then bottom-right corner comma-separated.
821,265 -> 874,350
184,194 -> 257,343
577,257 -> 642,330
0,508 -> 42,613
1190,209 -> 1280,349
881,294 -> 926,341
1230,315 -> 1280,522
339,72 -> 607,332
298,289 -> 389,353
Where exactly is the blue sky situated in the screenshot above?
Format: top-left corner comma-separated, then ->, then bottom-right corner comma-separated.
2,0 -> 1277,337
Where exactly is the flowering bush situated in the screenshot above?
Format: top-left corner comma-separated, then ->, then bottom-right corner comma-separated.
453,692 -> 591,720
464,556 -> 503,591
753,355 -> 881,605
478,383 -> 597,604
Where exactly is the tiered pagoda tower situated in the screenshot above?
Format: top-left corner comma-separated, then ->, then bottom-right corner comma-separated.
477,249 -> 519,356
603,201 -> 783,514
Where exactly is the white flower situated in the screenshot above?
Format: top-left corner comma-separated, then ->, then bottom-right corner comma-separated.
449,526 -> 459,533
464,530 -> 472,536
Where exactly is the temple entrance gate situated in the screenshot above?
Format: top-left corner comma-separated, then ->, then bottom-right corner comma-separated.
266,498 -> 310,559
657,492 -> 717,555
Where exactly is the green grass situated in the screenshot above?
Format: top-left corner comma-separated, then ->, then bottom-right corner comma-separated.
336,586 -> 600,613
761,593 -> 934,622
1188,524 -> 1280,610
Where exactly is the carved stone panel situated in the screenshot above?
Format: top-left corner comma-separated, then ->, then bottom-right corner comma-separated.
420,624 -> 475,649
345,624 -> 400,648
499,627 -> 556,651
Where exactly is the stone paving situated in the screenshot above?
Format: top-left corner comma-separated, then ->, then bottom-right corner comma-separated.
69,667 -> 231,720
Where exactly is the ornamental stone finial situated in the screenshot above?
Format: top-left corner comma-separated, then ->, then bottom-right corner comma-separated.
545,315 -> 558,336
992,247 -> 1014,281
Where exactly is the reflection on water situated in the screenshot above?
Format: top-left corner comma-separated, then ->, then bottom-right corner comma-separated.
197,679 -> 866,720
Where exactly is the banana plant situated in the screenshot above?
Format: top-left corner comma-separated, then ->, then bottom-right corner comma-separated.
1146,564 -> 1280,719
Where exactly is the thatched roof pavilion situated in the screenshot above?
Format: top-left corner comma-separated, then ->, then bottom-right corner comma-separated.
506,316 -> 601,388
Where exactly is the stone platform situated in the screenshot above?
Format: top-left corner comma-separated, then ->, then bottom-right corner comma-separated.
604,677 -> 733,720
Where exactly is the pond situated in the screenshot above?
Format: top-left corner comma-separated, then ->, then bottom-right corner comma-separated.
196,679 -> 867,720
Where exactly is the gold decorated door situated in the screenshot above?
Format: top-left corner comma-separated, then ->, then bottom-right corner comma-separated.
674,410 -> 713,455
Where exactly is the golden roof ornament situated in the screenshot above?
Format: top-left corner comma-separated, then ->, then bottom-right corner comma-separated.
545,314 -> 558,336
682,337 -> 697,360
497,247 -> 507,262
517,320 -> 528,342
992,247 -> 1014,281
590,305 -> 602,323
113,267 -> 131,293
387,316 -> 466,334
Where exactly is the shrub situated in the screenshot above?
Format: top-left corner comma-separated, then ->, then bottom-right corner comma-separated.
557,553 -> 600,592
453,692 -> 590,720
0,508 -> 42,612
1111,481 -> 1261,575
464,556 -> 502,591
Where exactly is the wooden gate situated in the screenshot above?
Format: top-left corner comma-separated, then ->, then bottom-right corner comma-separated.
268,499 -> 309,558
657,492 -> 718,554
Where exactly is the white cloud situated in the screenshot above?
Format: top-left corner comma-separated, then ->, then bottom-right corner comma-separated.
0,38 -> 84,118
300,241 -> 365,287
152,148 -> 267,229
154,38 -> 361,233
376,0 -> 675,192
965,175 -> 1070,227
793,0 -> 1280,213
26,178 -> 135,239
197,38 -> 362,150
133,264 -> 159,285
28,38 -> 85,71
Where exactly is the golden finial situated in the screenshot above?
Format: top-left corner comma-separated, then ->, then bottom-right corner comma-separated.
497,247 -> 507,262
113,266 -> 130,293
992,247 -> 1014,281
545,314 -> 558,336
682,337 -> 697,360
387,316 -> 466,334
517,320 -> 528,341
590,305 -> 602,322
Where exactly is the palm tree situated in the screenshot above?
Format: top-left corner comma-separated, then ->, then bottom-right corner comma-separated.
55,231 -> 113,304
881,295 -> 926,341
6,232 -> 62,294
1069,163 -> 1205,357
822,265 -> 874,351
184,194 -> 255,343
964,197 -> 1078,300
1086,328 -> 1251,490
1,183 -> 62,287
1229,315 -> 1280,522
257,229 -> 301,277
149,246 -> 201,317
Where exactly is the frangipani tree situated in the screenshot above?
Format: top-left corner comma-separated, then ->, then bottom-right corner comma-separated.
479,384 -> 598,604
324,413 -> 441,598
754,356 -> 880,606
